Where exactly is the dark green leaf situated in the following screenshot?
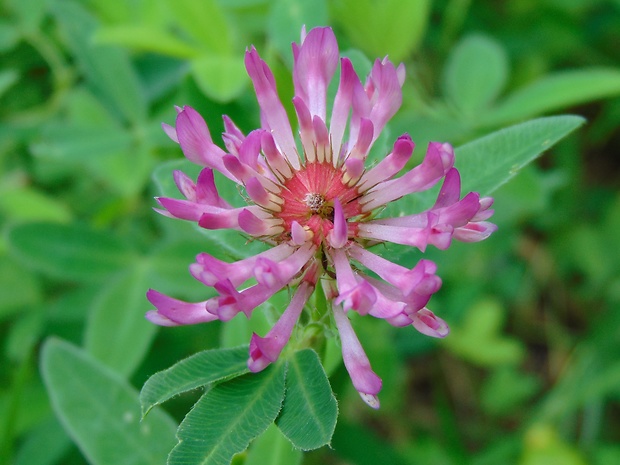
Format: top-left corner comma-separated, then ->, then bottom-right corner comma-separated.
140,346 -> 250,416
276,349 -> 338,450
168,364 -> 286,465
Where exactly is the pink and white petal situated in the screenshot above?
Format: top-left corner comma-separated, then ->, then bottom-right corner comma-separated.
247,281 -> 314,372
175,106 -> 234,181
410,308 -> 450,338
146,289 -> 217,326
293,27 -> 339,122
245,47 -> 300,169
332,304 -> 382,409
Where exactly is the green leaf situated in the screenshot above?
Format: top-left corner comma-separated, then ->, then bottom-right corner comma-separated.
50,0 -> 148,124
276,349 -> 337,450
0,69 -> 18,97
244,423 -> 302,465
168,364 -> 287,465
332,0 -> 431,61
268,0 -> 328,67
443,34 -> 509,116
84,265 -> 157,377
191,54 -> 248,103
40,338 -> 177,465
0,21 -> 19,52
146,240 -> 215,300
442,299 -> 525,367
31,124 -> 133,162
94,25 -> 200,59
455,115 -> 585,196
0,257 -> 41,319
6,222 -> 135,282
14,417 -> 72,465
167,0 -> 233,54
140,346 -> 250,417
0,185 -> 72,223
7,0 -> 47,33
482,68 -> 620,126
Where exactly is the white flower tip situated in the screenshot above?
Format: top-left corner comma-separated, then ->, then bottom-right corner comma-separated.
360,392 -> 381,409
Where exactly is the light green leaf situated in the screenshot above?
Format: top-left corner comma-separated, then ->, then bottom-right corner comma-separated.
0,22 -> 19,53
191,54 -> 248,103
443,34 -> 509,116
31,122 -> 152,196
442,299 -> 525,367
168,364 -> 287,465
84,265 -> 157,377
31,124 -> 133,161
0,69 -> 18,96
0,185 -> 72,223
50,0 -> 148,123
146,240 -> 214,300
482,68 -> 620,126
276,349 -> 338,450
7,0 -> 47,33
5,222 -> 135,282
455,115 -> 585,196
245,423 -> 302,465
167,0 -> 233,54
40,338 -> 177,465
332,0 -> 431,61
94,25 -> 200,59
268,0 -> 328,67
140,346 -> 250,417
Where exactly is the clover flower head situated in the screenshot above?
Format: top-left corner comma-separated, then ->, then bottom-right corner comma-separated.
147,26 -> 497,408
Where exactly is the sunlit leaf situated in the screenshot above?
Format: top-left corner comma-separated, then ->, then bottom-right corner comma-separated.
442,299 -> 525,367
191,54 -> 248,103
332,0 -> 431,61
94,25 -> 200,59
443,34 -> 509,116
167,0 -> 233,54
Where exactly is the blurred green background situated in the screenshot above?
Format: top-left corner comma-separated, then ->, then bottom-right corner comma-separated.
1,0 -> 620,464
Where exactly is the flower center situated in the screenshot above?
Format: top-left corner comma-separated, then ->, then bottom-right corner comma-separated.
304,193 -> 325,212
274,162 -> 363,244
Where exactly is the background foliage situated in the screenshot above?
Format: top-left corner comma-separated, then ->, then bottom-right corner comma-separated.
1,0 -> 620,464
